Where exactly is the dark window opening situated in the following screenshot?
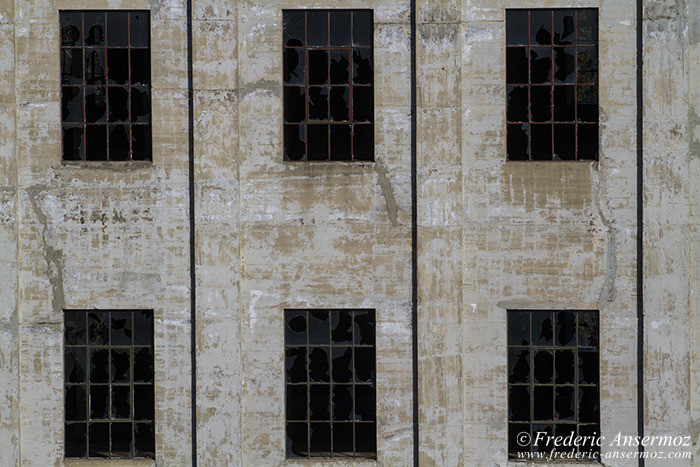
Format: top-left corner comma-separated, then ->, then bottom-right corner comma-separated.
60,11 -> 151,161
285,309 -> 376,459
64,309 -> 155,459
506,9 -> 598,161
507,310 -> 600,460
283,10 -> 374,161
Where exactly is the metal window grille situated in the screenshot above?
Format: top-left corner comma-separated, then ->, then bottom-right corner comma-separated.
283,10 -> 374,161
506,9 -> 599,161
64,309 -> 155,459
60,11 -> 152,161
285,309 -> 377,459
507,310 -> 600,460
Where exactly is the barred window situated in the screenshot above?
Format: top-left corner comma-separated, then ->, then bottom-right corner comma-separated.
283,10 -> 374,161
64,310 -> 155,459
60,11 -> 151,161
507,310 -> 600,460
506,9 -> 598,161
285,309 -> 376,459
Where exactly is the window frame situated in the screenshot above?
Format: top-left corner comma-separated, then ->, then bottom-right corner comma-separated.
63,309 -> 156,459
506,309 -> 601,461
282,9 -> 375,162
59,10 -> 152,162
284,308 -> 377,459
505,8 -> 599,161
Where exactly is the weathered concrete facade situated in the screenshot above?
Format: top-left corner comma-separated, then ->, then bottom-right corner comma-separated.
0,0 -> 697,466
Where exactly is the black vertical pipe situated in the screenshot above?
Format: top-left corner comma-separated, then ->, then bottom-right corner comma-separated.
636,0 -> 644,465
410,0 -> 419,465
186,0 -> 198,464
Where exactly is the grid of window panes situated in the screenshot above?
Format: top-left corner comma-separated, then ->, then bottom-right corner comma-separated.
285,309 -> 376,459
507,310 -> 600,460
283,10 -> 374,161
60,11 -> 151,161
506,9 -> 598,161
64,310 -> 155,459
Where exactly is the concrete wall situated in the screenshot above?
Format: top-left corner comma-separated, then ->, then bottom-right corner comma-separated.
0,0 -> 697,465
643,0 -> 699,464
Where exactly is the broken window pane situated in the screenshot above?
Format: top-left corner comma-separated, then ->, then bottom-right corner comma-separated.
330,87 -> 349,121
284,11 -> 305,46
285,309 -> 376,459
108,87 -> 129,123
62,87 -> 83,123
61,11 -> 151,161
553,47 -> 575,83
131,49 -> 150,85
352,11 -> 373,46
308,86 -> 328,121
554,11 -> 575,45
85,49 -> 106,85
506,48 -> 528,84
507,310 -> 600,460
330,51 -> 350,85
286,422 -> 308,458
531,123 -> 552,160
284,87 -> 306,123
507,86 -> 528,122
530,10 -> 552,45
507,123 -> 529,160
131,87 -> 151,123
283,48 -> 305,84
109,125 -> 130,161
61,49 -> 83,85
309,50 -> 328,85
64,309 -> 155,459
61,12 -> 82,46
284,124 -> 306,161
84,12 -> 105,46
530,48 -> 551,84
62,125 -> 85,160
353,49 -> 372,85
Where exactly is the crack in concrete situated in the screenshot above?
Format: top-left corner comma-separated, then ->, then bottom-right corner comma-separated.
373,159 -> 399,227
592,167 -> 618,309
26,185 -> 64,315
